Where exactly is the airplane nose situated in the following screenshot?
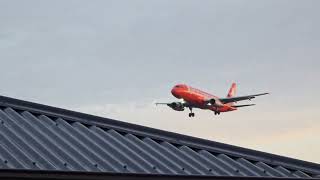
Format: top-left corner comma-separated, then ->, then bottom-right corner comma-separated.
171,88 -> 180,98
171,88 -> 176,95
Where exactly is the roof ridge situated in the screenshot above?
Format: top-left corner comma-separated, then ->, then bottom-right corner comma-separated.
0,95 -> 319,175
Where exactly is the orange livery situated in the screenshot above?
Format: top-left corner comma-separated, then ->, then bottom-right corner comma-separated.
156,83 -> 268,117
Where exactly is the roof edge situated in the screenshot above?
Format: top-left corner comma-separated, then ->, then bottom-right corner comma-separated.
0,95 -> 319,175
1,169 -> 318,180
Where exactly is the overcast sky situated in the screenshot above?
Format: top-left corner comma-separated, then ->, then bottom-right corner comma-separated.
0,0 -> 319,163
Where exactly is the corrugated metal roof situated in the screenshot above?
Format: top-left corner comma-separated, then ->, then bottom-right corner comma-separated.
1,169 -> 317,180
0,95 -> 319,178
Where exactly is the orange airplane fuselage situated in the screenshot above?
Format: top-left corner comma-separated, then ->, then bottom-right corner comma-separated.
171,84 -> 237,112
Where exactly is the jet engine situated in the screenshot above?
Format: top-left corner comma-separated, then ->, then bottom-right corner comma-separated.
207,98 -> 223,107
209,99 -> 216,105
167,102 -> 185,111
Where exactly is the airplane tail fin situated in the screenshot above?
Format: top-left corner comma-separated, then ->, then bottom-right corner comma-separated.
227,83 -> 237,98
226,83 -> 237,106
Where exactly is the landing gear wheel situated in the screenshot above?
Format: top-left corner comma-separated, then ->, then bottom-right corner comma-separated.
214,111 -> 220,115
189,113 -> 195,117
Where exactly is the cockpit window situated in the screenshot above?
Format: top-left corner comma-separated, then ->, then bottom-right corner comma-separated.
175,85 -> 187,89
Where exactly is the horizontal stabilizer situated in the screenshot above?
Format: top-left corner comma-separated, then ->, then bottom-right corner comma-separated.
232,104 -> 255,108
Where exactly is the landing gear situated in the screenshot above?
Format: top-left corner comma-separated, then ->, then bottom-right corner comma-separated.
188,112 -> 195,117
188,107 -> 195,117
214,111 -> 220,115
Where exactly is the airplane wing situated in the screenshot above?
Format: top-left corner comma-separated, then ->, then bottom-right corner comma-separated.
219,93 -> 269,104
156,101 -> 190,106
156,102 -> 190,111
231,104 -> 255,108
155,103 -> 171,105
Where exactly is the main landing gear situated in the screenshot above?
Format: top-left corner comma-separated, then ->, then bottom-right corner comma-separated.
214,111 -> 220,115
188,107 -> 195,117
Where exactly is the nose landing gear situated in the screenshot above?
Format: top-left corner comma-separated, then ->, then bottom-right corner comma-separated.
188,107 -> 195,117
188,112 -> 195,117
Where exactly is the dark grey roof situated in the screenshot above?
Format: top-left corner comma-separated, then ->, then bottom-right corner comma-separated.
1,169 -> 317,180
0,95 -> 319,178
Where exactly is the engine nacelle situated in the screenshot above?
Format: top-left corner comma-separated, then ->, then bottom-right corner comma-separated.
167,102 -> 185,111
209,99 -> 216,105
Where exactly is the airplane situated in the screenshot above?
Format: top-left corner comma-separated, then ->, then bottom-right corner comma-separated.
156,83 -> 268,117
